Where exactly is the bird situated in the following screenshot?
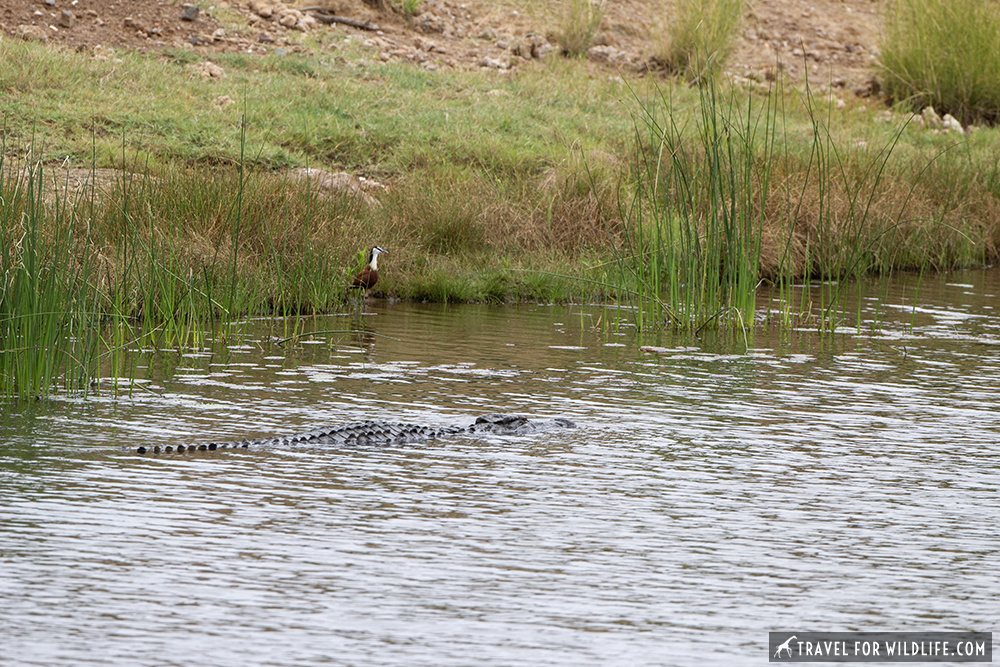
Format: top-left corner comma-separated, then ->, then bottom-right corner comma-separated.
350,246 -> 388,291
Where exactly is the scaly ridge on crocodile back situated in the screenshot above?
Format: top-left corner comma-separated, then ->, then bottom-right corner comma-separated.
131,413 -> 575,455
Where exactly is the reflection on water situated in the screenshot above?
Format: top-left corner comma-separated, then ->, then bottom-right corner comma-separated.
2,269 -> 1000,666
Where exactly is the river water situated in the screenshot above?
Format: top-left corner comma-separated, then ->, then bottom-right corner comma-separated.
2,270 -> 999,666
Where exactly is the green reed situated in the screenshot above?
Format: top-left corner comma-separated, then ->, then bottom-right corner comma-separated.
611,78 -> 947,334
0,157 -> 103,398
614,80 -> 777,332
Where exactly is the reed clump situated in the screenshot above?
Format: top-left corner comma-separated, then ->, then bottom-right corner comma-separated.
613,82 -> 770,330
0,162 -> 105,399
879,0 -> 1000,126
610,81 -> 991,332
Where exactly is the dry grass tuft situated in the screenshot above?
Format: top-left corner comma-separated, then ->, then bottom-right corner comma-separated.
552,0 -> 606,57
655,0 -> 743,80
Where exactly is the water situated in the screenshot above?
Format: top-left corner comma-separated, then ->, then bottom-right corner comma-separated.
2,270 -> 999,665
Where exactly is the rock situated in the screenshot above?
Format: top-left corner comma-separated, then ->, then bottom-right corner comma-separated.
851,76 -> 879,98
418,14 -> 445,33
58,10 -> 74,28
479,56 -> 509,70
298,14 -> 319,31
921,105 -> 943,129
289,168 -> 384,208
415,37 -> 443,53
277,9 -> 303,28
587,45 -> 630,68
257,32 -> 274,43
16,24 -> 49,42
212,28 -> 226,41
181,5 -> 200,21
251,0 -> 281,18
212,95 -> 235,110
191,61 -> 225,79
509,33 -> 544,59
942,113 -> 964,134
590,31 -> 613,47
123,16 -> 149,34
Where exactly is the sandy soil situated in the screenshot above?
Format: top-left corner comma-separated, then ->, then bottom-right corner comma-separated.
1,0 -> 883,94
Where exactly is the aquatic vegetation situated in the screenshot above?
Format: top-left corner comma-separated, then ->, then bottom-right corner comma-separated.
0,161 -> 101,399
610,81 -> 770,332
608,78 -> 980,333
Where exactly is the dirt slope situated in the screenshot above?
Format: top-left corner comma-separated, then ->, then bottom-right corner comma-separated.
1,0 -> 882,92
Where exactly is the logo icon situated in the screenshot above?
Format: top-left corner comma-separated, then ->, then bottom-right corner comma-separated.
774,635 -> 797,659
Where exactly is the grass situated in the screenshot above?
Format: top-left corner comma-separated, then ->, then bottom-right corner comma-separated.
612,81 -> 771,330
879,0 -> 1000,126
553,0 -> 606,57
610,78 -> 991,331
655,0 -> 743,81
2,33 -> 1000,396
0,37 -> 631,176
0,160 -> 105,399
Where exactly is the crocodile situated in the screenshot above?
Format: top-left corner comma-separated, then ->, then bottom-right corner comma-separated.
133,413 -> 576,455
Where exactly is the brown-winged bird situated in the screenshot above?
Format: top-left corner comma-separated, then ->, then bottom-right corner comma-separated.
351,246 -> 388,291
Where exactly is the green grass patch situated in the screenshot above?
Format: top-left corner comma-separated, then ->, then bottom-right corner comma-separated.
879,0 -> 1000,125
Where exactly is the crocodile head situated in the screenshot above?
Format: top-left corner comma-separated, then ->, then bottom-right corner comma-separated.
474,413 -> 529,429
471,413 -> 576,435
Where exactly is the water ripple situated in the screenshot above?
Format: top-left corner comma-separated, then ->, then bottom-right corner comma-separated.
4,274 -> 1000,665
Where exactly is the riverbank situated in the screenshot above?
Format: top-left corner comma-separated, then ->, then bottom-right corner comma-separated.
5,31 -> 999,303
3,14 -> 1000,398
